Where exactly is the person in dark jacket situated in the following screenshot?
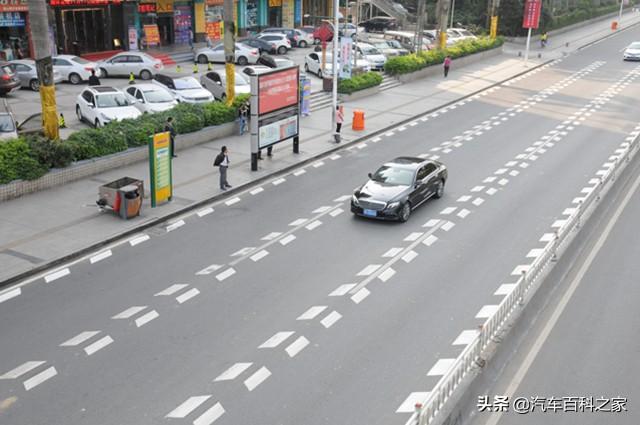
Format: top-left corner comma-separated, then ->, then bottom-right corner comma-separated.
213,146 -> 231,190
88,69 -> 101,86
164,117 -> 177,158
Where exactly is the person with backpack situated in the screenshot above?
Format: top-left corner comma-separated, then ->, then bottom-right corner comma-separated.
214,146 -> 231,190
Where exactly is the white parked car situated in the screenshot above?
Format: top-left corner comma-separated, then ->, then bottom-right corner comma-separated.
53,55 -> 101,85
152,74 -> 214,104
369,39 -> 410,57
354,43 -> 387,70
97,52 -> 163,80
254,33 -> 291,54
201,71 -> 250,100
447,28 -> 478,42
295,28 -> 314,47
339,23 -> 359,39
195,43 -> 260,66
304,52 -> 370,78
124,83 -> 177,114
75,86 -> 142,128
623,41 -> 640,60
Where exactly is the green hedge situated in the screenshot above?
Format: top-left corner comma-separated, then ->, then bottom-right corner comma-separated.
0,93 -> 251,185
338,71 -> 384,94
384,37 -> 505,76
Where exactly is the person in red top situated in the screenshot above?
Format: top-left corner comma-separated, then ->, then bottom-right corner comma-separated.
335,105 -> 344,143
443,56 -> 452,78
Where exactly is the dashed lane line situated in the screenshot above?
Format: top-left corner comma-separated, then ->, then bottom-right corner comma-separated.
285,336 -> 310,358
0,287 -> 21,304
193,402 -> 226,425
155,284 -> 189,296
259,331 -> 295,349
215,362 -> 252,382
60,331 -> 101,347
84,335 -> 114,356
112,306 -> 147,319
0,361 -> 46,380
244,366 -> 271,391
166,395 -> 212,418
176,288 -> 200,304
297,305 -> 327,320
135,310 -> 159,327
23,366 -> 57,391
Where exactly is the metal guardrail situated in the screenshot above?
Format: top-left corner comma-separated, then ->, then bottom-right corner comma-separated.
408,130 -> 640,425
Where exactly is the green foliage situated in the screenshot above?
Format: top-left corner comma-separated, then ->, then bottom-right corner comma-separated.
65,128 -> 128,161
384,37 -> 504,75
338,71 -> 384,94
203,101 -> 237,126
0,138 -> 48,184
25,135 -> 74,169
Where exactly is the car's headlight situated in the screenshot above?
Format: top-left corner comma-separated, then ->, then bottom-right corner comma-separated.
386,201 -> 400,210
352,194 -> 359,205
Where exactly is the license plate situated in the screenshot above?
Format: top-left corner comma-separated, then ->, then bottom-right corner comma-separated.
363,209 -> 377,217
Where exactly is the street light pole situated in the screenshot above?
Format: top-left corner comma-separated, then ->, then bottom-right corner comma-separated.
332,0 -> 339,131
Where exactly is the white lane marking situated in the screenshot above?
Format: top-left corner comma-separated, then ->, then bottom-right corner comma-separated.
334,195 -> 351,202
289,218 -> 308,226
261,232 -> 282,241
272,178 -> 286,186
423,235 -> 438,247
166,396 -> 212,419
0,361 -> 46,379
297,305 -> 328,320
285,337 -> 310,357
472,198 -> 485,206
193,402 -> 225,425
244,367 -> 272,391
112,306 -> 147,319
225,197 -> 241,206
155,284 -> 189,296
312,161 -> 325,168
457,209 -> 471,219
494,283 -> 517,296
563,207 -> 577,215
23,367 -> 57,391
552,219 -> 567,228
260,331 -> 295,349
498,179 -> 509,186
321,311 -> 342,328
486,188 -> 498,196
176,288 -> 200,304
215,362 -> 253,381
129,234 -> 150,246
441,221 -> 455,231
427,359 -> 456,376
329,208 -> 344,217
423,219 -> 441,227
196,264 -> 223,275
470,185 -> 485,192
306,220 -> 322,230
231,247 -> 255,257
397,392 -> 431,413
293,169 -> 306,176
372,136 -> 382,142
330,154 -> 341,160
351,288 -> 370,304
378,267 -> 396,282
440,207 -> 457,215
216,268 -> 236,282
135,310 -> 159,327
0,288 -> 21,304
512,265 -> 531,275
357,264 -> 381,276
404,232 -> 423,242
527,248 -> 545,258
383,247 -> 403,257
84,335 -> 114,356
476,305 -> 499,318
453,329 -> 480,346
483,176 -> 497,183
329,283 -> 357,296
250,249 -> 269,262
495,168 -> 507,175
197,207 -> 214,217
280,234 -> 296,245
357,143 -> 368,149
90,250 -> 112,264
402,250 -> 418,263
44,268 -> 70,283
540,233 -> 555,242
505,161 -> 518,167
60,331 -> 101,347
313,206 -> 332,213
166,220 -> 185,232
250,187 -> 264,195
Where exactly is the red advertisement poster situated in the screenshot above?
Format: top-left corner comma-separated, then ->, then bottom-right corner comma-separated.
258,68 -> 299,115
144,24 -> 160,47
522,0 -> 542,29
206,21 -> 222,40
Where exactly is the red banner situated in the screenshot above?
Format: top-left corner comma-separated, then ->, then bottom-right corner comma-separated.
522,0 -> 542,29
258,68 -> 299,115
0,0 -> 28,12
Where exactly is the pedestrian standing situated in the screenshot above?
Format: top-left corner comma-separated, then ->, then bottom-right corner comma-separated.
238,102 -> 249,136
443,55 -> 452,78
214,146 -> 232,190
334,105 -> 344,143
164,117 -> 177,158
188,27 -> 194,50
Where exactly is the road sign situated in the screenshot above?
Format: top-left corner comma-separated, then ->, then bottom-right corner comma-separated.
522,0 -> 542,29
148,132 -> 173,207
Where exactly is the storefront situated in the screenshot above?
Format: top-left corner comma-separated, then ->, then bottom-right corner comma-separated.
0,0 -> 31,60
204,0 -> 223,41
266,0 -> 300,28
302,0 -> 326,26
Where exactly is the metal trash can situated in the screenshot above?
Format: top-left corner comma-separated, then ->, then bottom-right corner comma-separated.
97,177 -> 144,219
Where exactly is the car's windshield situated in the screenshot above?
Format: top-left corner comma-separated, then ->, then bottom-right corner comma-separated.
371,165 -> 414,186
174,78 -> 202,90
71,56 -> 90,65
0,115 -> 15,132
628,42 -> 640,49
97,93 -> 130,108
362,46 -> 381,55
144,89 -> 174,103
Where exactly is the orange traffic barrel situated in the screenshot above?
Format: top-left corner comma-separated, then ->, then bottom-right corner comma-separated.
612,21 -> 618,30
352,110 -> 365,131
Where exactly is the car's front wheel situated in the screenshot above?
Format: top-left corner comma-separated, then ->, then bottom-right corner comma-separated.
140,69 -> 152,80
434,180 -> 445,199
237,56 -> 248,66
399,203 -> 411,223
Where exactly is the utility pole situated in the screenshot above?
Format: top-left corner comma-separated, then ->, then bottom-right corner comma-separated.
435,0 -> 450,49
489,0 -> 500,39
415,0 -> 426,53
223,0 -> 235,106
27,0 -> 58,140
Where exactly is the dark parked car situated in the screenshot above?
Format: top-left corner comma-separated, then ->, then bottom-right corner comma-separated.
351,157 -> 447,222
360,16 -> 398,33
0,62 -> 21,96
242,37 -> 276,54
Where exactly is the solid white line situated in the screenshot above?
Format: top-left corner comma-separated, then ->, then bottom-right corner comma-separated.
378,267 -> 396,282
0,361 -> 45,379
225,197 -> 241,206
329,208 -> 344,217
112,306 -> 147,319
329,283 -> 357,296
133,309 -> 158,327
197,207 -> 214,217
452,330 -> 479,346
427,359 -> 456,376
250,250 -> 269,262
216,268 -> 236,282
44,268 -> 70,283
166,220 -> 185,232
90,250 -> 112,264
494,283 -> 517,296
176,288 -> 200,304
23,366 -> 57,391
215,362 -> 253,381
351,288 -> 370,304
297,305 -> 327,320
84,335 -> 114,356
193,402 -> 225,425
320,311 -> 342,328
475,305 -> 499,318
129,234 -> 150,246
305,220 -> 322,230
196,264 -> 223,275
357,264 -> 380,276
293,169 -> 306,176
397,392 -> 431,413
259,331 -> 295,349
402,250 -> 418,263
280,234 -> 296,245
244,366 -> 271,391
60,331 -> 100,347
0,288 -> 21,304
166,395 -> 212,419
285,336 -> 310,357
155,284 -> 189,296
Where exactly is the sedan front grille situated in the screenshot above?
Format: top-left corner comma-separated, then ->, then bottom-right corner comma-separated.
358,199 -> 387,210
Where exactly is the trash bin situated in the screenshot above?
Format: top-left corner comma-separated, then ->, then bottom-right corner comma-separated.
118,184 -> 142,219
323,77 -> 333,92
97,177 -> 144,219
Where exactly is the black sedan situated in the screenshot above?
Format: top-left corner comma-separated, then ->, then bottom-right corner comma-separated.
242,37 -> 276,55
359,16 -> 398,33
351,157 -> 447,222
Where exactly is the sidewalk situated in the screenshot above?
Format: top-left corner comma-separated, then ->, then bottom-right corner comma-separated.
2,13 -> 640,285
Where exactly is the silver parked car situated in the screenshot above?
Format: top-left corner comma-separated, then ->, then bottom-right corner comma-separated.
195,43 -> 260,66
52,55 -> 101,84
97,52 -> 164,80
123,83 -> 178,114
200,71 -> 250,100
10,59 -> 63,91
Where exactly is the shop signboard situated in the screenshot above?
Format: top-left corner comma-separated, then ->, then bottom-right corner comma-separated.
206,21 -> 222,40
148,132 -> 173,207
0,11 -> 24,27
50,0 -> 116,5
0,0 -> 28,12
282,0 -> 294,28
339,36 -> 353,79
144,24 -> 160,46
522,0 -> 542,29
157,0 -> 174,13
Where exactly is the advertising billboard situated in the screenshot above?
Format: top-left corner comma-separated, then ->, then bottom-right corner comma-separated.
522,0 -> 542,29
148,132 -> 173,207
340,36 -> 353,79
258,67 -> 299,115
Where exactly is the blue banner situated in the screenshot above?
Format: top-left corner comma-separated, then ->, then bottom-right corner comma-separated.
0,12 -> 25,27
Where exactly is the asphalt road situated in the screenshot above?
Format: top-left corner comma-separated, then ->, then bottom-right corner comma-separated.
1,26 -> 640,425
